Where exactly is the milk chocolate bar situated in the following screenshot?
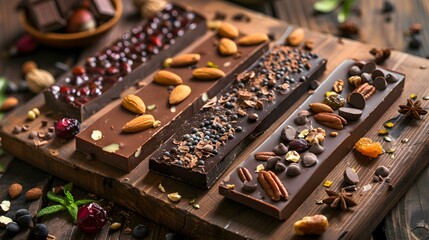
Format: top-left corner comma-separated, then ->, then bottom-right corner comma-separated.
149,46 -> 327,188
75,34 -> 269,172
219,59 -> 405,219
44,4 -> 206,121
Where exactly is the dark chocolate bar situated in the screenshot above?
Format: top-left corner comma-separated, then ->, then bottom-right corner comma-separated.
90,0 -> 115,21
44,4 -> 206,121
149,46 -> 327,188
75,34 -> 269,172
219,59 -> 405,219
55,0 -> 81,18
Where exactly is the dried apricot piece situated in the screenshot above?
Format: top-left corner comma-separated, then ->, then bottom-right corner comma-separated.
355,138 -> 383,158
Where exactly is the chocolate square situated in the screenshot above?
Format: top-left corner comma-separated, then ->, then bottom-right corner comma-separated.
91,0 -> 115,22
27,0 -> 66,32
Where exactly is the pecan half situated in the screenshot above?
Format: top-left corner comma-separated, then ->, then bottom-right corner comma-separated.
237,167 -> 252,182
257,170 -> 288,201
314,113 -> 347,130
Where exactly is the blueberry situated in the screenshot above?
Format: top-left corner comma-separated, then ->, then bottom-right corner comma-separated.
132,224 -> 149,239
15,209 -> 30,220
31,223 -> 49,240
6,222 -> 20,237
17,214 -> 33,228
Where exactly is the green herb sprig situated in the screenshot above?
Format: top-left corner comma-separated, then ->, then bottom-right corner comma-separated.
313,0 -> 356,23
36,183 -> 95,223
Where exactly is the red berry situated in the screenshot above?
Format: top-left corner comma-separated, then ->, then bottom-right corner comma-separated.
54,118 -> 81,139
77,203 -> 107,233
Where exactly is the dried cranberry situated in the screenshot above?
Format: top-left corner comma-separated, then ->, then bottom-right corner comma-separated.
54,118 -> 81,139
77,203 -> 107,233
288,139 -> 310,152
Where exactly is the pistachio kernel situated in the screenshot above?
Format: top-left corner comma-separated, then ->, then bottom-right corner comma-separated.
147,104 -> 156,110
325,91 -> 337,97
330,132 -> 339,137
401,138 -> 409,143
255,164 -> 265,173
410,93 -> 417,99
31,108 -> 40,116
384,136 -> 392,142
226,184 -> 235,189
167,192 -> 182,202
378,129 -> 388,135
323,180 -> 333,188
102,143 -> 120,153
192,203 -> 200,209
384,122 -> 394,128
158,183 -> 166,193
27,110 -> 37,120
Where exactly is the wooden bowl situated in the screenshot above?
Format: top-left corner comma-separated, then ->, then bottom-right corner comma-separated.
19,0 -> 122,47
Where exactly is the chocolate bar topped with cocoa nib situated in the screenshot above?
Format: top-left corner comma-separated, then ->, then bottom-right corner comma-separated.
149,45 -> 327,188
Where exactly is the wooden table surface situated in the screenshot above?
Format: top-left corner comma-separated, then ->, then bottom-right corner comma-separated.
0,0 -> 428,239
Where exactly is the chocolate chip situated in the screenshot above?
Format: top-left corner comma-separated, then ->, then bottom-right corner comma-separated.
348,65 -> 362,76
281,125 -> 296,142
286,163 -> 301,176
266,156 -> 281,169
362,62 -> 376,73
361,72 -> 372,84
385,73 -> 398,83
12,126 -> 22,134
348,92 -> 366,109
301,152 -> 317,167
375,166 -> 390,177
344,167 -> 359,185
242,181 -> 257,193
28,131 -> 38,139
274,162 -> 286,173
373,76 -> 387,90
409,36 -> 421,49
382,0 -> 395,14
294,115 -> 309,125
371,69 -> 385,79
338,107 -> 363,121
273,143 -> 288,155
309,141 -> 325,155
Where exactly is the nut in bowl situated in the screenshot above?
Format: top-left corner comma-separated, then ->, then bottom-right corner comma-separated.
19,0 -> 122,47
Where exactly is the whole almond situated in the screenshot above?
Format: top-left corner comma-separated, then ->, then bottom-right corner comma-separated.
192,68 -> 225,80
25,187 -> 43,200
122,114 -> 155,133
218,22 -> 239,39
218,38 -> 238,56
153,70 -> 183,86
237,33 -> 269,46
165,54 -> 201,67
309,103 -> 334,113
0,97 -> 19,111
286,28 -> 305,47
9,183 -> 23,199
169,85 -> 191,105
122,94 -> 146,114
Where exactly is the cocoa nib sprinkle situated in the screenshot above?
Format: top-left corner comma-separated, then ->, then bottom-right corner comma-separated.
157,46 -> 319,169
398,98 -> 427,120
369,48 -> 391,64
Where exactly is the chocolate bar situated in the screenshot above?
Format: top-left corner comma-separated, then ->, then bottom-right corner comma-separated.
75,34 -> 269,172
26,0 -> 67,32
55,0 -> 81,18
219,59 -> 405,219
44,4 -> 206,121
149,46 -> 327,188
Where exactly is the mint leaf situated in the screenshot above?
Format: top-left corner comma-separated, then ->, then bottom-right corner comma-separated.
66,203 -> 79,223
47,191 -> 66,205
75,199 -> 95,206
0,77 -> 9,93
338,0 -> 355,23
314,0 -> 341,13
65,191 -> 75,205
63,182 -> 73,194
37,205 -> 66,218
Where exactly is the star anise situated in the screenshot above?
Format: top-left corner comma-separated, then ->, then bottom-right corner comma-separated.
322,189 -> 357,210
398,99 -> 428,120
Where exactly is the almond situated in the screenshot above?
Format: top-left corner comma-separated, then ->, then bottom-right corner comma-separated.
237,33 -> 269,46
8,183 -> 23,199
164,54 -> 201,67
217,22 -> 239,39
122,94 -> 146,114
286,28 -> 305,47
218,38 -> 238,56
169,85 -> 191,105
309,103 -> 334,113
192,67 -> 225,80
25,187 -> 43,200
153,70 -> 183,86
122,114 -> 155,133
0,97 -> 19,111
